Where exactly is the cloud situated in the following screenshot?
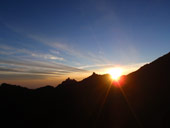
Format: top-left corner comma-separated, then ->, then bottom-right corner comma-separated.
0,57 -> 88,79
0,74 -> 47,80
50,50 -> 60,54
1,24 -> 143,79
31,53 -> 65,61
49,42 -> 109,63
3,24 -> 111,64
0,44 -> 14,50
29,35 -> 83,57
28,34 -> 109,64
0,58 -> 86,72
0,44 -> 65,61
78,64 -> 114,69
0,67 -> 58,75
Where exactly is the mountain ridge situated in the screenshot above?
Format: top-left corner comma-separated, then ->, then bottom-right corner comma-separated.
0,52 -> 170,128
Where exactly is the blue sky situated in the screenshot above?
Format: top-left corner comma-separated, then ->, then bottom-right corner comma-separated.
0,0 -> 170,88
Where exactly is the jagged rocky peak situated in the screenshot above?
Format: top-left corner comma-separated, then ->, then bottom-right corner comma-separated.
65,77 -> 71,81
92,72 -> 96,75
90,72 -> 110,78
57,77 -> 77,88
92,72 -> 99,76
65,77 -> 77,82
90,72 -> 99,77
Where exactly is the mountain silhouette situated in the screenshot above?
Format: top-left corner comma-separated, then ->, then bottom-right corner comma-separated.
123,52 -> 170,128
0,52 -> 170,128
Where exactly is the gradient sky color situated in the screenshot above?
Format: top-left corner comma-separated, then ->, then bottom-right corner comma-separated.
0,0 -> 170,88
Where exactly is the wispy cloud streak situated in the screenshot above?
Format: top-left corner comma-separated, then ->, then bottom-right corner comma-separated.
28,34 -> 110,64
0,44 -> 65,61
0,43 -> 89,80
0,58 -> 87,72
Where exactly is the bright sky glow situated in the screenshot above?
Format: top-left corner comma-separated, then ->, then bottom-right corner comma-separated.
107,67 -> 123,81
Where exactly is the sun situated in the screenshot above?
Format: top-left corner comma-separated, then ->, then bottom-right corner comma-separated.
108,67 -> 123,81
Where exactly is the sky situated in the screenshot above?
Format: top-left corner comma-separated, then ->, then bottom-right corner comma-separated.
0,0 -> 170,88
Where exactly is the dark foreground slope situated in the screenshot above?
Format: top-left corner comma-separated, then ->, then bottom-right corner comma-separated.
123,52 -> 170,128
0,52 -> 170,128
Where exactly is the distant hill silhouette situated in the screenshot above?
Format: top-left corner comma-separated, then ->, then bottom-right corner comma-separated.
0,52 -> 170,128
